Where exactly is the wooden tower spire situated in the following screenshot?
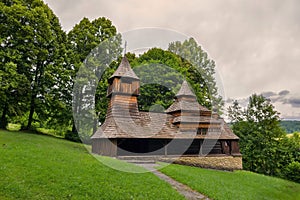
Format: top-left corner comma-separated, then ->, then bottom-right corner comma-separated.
106,56 -> 140,120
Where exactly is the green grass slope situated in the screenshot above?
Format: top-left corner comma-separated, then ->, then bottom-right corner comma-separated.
159,163 -> 300,200
0,130 -> 183,200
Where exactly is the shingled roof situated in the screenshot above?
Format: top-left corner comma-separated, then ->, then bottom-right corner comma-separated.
109,56 -> 139,81
91,112 -> 239,140
175,80 -> 196,98
165,100 -> 210,113
172,116 -> 221,124
166,80 -> 210,113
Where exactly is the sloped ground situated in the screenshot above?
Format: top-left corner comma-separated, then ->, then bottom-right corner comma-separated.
2,130 -> 299,200
0,130 -> 184,200
159,163 -> 300,200
134,162 -> 210,200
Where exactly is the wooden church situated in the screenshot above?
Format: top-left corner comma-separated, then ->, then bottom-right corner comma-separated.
91,57 -> 241,157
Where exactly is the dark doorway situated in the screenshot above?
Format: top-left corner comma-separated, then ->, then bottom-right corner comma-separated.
117,139 -> 166,156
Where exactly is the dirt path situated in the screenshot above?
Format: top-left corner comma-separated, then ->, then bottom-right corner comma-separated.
133,162 -> 210,200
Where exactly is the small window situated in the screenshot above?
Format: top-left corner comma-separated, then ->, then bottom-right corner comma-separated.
121,78 -> 132,84
197,128 -> 208,135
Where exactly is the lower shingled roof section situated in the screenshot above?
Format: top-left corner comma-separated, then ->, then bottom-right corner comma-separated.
91,112 -> 239,140
165,100 -> 210,113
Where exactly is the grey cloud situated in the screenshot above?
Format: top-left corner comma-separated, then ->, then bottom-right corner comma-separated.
286,97 -> 300,108
43,0 -> 300,93
269,96 -> 282,103
281,113 -> 300,120
225,93 -> 300,120
259,90 -> 296,105
279,90 -> 290,96
261,91 -> 277,98
260,91 -> 283,103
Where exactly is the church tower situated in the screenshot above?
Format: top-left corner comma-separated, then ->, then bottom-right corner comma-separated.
166,80 -> 220,133
106,56 -> 140,120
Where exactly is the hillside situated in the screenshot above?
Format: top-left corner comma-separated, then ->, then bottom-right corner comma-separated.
280,120 -> 300,133
160,163 -> 300,200
0,130 -> 183,200
1,130 -> 299,200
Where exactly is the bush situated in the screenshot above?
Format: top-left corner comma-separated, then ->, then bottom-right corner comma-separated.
6,123 -> 21,131
283,162 -> 300,183
64,130 -> 82,143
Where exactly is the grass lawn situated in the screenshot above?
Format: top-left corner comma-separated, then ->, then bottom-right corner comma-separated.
0,130 -> 184,200
159,163 -> 300,200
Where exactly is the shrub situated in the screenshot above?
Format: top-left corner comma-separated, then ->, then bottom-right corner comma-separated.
283,161 -> 300,183
6,123 -> 21,131
64,130 -> 82,143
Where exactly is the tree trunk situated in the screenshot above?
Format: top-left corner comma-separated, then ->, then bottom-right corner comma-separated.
71,118 -> 77,133
26,94 -> 36,130
26,62 -> 41,130
0,103 -> 8,129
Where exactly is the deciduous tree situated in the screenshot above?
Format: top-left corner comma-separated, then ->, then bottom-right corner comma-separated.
168,38 -> 223,112
228,94 -> 299,179
0,0 -> 70,129
68,17 -> 121,138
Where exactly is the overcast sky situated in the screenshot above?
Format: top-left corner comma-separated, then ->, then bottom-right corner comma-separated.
43,0 -> 300,120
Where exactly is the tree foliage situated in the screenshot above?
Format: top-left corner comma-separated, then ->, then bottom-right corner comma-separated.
1,1 -> 224,146
123,45 -> 222,112
130,49 -> 184,111
229,94 -> 300,182
0,62 -> 28,128
68,17 -> 121,139
93,44 -> 223,124
168,38 -> 223,112
68,17 -> 117,67
0,0 -> 122,139
0,0 -> 70,130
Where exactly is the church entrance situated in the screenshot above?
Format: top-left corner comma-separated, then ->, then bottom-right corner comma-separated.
117,139 -> 166,156
116,138 -> 217,156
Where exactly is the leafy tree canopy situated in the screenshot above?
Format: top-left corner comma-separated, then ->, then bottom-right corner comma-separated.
228,94 -> 299,182
124,43 -> 223,113
68,17 -> 121,137
168,38 -> 223,112
94,39 -> 224,123
0,0 -> 70,129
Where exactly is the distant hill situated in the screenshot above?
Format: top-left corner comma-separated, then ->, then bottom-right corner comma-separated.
280,120 -> 300,133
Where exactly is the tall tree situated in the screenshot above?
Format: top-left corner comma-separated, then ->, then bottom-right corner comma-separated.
124,47 -> 221,112
68,17 -> 121,138
0,0 -> 70,129
168,38 -> 223,112
0,62 -> 28,128
228,94 -> 286,175
68,17 -> 118,68
130,49 -> 184,111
